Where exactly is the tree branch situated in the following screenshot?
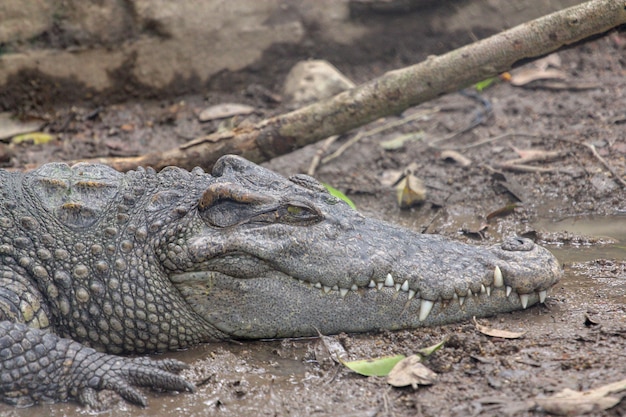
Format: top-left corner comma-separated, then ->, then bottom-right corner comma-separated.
84,0 -> 626,172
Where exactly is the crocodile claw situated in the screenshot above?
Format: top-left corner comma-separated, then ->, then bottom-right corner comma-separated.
0,322 -> 195,409
86,357 -> 195,409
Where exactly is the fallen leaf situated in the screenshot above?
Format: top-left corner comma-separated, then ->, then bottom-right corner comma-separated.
535,53 -> 562,71
461,222 -> 488,239
536,379 -> 626,415
342,355 -> 406,377
11,132 -> 56,145
473,317 -> 526,339
511,146 -> 563,162
440,149 -> 472,167
0,113 -> 44,141
379,169 -> 404,187
492,172 -> 527,202
474,77 -> 498,91
387,355 -> 437,388
315,333 -> 349,364
198,103 -> 255,122
396,173 -> 426,208
380,131 -> 424,150
509,68 -> 567,86
323,183 -> 356,209
486,203 -> 519,221
416,339 -> 446,357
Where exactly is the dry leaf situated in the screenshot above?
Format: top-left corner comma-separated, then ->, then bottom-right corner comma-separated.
461,222 -> 488,239
486,204 -> 519,221
379,170 -> 404,187
396,174 -> 426,208
536,379 -> 626,415
380,131 -> 424,150
387,355 -> 437,388
198,103 -> 255,122
473,317 -> 526,339
314,331 -> 348,364
440,150 -> 472,167
511,146 -> 562,162
535,53 -> 562,71
509,68 -> 567,86
0,113 -> 44,141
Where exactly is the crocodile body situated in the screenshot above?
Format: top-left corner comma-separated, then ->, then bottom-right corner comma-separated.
0,155 -> 562,407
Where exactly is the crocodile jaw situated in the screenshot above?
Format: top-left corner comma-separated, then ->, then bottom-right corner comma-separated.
171,245 -> 562,339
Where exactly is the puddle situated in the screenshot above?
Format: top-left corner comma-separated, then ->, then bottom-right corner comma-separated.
534,214 -> 626,264
535,215 -> 626,306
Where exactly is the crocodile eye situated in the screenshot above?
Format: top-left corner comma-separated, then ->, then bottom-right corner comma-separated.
278,204 -> 321,225
287,205 -> 304,215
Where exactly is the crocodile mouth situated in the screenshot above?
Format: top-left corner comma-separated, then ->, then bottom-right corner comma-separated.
294,265 -> 550,321
170,263 -> 554,327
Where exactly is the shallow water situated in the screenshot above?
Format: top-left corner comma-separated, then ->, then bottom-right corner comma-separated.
538,215 -> 626,305
535,214 -> 626,263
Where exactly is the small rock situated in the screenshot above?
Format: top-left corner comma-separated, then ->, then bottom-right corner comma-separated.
198,103 -> 256,122
283,60 -> 355,106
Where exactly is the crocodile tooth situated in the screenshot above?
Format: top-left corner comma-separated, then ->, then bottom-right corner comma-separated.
453,293 -> 458,300
419,300 -> 434,321
486,286 -> 491,296
520,294 -> 529,309
467,289 -> 473,297
323,285 -> 331,294
332,285 -> 339,291
314,282 -> 322,289
506,286 -> 512,297
368,280 -> 376,288
401,280 -> 409,292
350,284 -> 358,292
539,290 -> 547,303
394,283 -> 401,292
480,284 -> 486,294
459,296 -> 465,306
493,266 -> 504,288
340,288 -> 349,297
377,282 -> 384,290
384,273 -> 394,287
408,290 -> 416,300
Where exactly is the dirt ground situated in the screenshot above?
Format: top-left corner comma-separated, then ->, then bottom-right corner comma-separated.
0,19 -> 625,417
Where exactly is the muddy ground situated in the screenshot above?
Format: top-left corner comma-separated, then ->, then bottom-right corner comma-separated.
0,19 -> 625,417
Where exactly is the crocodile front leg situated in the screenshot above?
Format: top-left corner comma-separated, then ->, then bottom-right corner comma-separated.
0,271 -> 195,408
0,321 -> 195,408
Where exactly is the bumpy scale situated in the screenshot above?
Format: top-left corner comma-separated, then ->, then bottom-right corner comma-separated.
0,155 -> 562,408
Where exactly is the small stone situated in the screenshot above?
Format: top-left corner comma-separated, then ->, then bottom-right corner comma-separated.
283,60 -> 355,106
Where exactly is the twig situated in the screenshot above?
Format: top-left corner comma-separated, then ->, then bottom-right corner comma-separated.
583,142 -> 626,188
321,108 -> 439,165
426,90 -> 493,148
307,135 -> 339,176
430,132 -> 541,151
496,163 -> 567,173
501,149 -> 565,165
75,0 -> 626,171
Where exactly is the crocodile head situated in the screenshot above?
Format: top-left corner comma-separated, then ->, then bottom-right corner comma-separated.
162,155 -> 561,339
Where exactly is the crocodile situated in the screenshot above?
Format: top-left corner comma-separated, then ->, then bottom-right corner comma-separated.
0,155 -> 562,408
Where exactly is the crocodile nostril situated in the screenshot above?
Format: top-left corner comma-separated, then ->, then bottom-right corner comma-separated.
501,237 -> 535,251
